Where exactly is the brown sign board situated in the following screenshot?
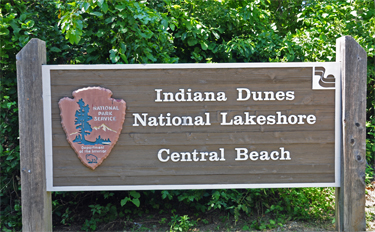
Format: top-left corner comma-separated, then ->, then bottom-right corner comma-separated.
42,63 -> 340,191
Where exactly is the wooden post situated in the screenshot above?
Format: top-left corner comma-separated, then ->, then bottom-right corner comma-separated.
17,38 -> 52,231
335,36 -> 367,231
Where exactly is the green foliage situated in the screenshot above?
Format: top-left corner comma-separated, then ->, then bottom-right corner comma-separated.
169,214 -> 197,232
159,217 -> 167,225
155,188 -> 334,230
1,1 -> 36,230
121,191 -> 141,208
160,0 -> 304,63
366,165 -> 374,185
81,203 -> 119,231
57,0 -> 178,64
1,0 -> 375,230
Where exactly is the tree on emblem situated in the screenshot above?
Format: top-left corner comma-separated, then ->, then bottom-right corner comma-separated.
74,99 -> 92,142
73,99 -> 111,145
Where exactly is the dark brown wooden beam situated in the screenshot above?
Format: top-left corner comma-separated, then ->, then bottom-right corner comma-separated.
17,38 -> 52,231
335,36 -> 367,231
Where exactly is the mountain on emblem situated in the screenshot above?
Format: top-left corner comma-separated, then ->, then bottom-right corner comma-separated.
59,87 -> 126,170
92,124 -> 117,133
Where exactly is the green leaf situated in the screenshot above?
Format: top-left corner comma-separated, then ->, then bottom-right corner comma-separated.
101,2 -> 109,13
145,53 -> 155,62
201,41 -> 208,50
10,21 -> 20,33
71,32 -> 80,44
131,198 -> 140,207
4,2 -> 11,10
212,31 -> 220,40
67,32 -> 74,44
140,32 -> 153,39
109,49 -> 120,63
120,197 -> 130,206
50,47 -> 61,52
0,28 -> 10,36
187,37 -> 198,46
170,23 -> 175,31
105,17 -> 116,24
181,32 -> 187,40
90,12 -> 103,17
115,4 -> 126,11
120,53 -> 128,64
161,18 -> 168,30
96,29 -> 106,37
119,27 -> 128,34
20,14 -> 27,21
161,190 -> 170,199
75,20 -> 83,30
186,20 -> 192,30
83,2 -> 90,11
130,191 -> 140,199
213,191 -> 220,199
120,42 -> 126,52
98,0 -> 104,6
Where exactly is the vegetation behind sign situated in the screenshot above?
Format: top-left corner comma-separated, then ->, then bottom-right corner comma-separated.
1,0 -> 374,230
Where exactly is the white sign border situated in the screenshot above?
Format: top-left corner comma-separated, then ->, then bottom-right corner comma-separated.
42,62 -> 341,191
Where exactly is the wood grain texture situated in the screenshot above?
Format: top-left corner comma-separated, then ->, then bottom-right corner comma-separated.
52,144 -> 334,179
50,66 -> 336,187
335,36 -> 367,231
54,173 -> 335,186
17,39 -> 52,231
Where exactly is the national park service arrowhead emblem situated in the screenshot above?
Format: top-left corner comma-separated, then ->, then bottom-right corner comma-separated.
59,87 -> 126,170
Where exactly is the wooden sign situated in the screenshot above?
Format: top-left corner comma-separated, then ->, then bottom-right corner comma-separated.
42,63 -> 341,191
19,37 -> 367,231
